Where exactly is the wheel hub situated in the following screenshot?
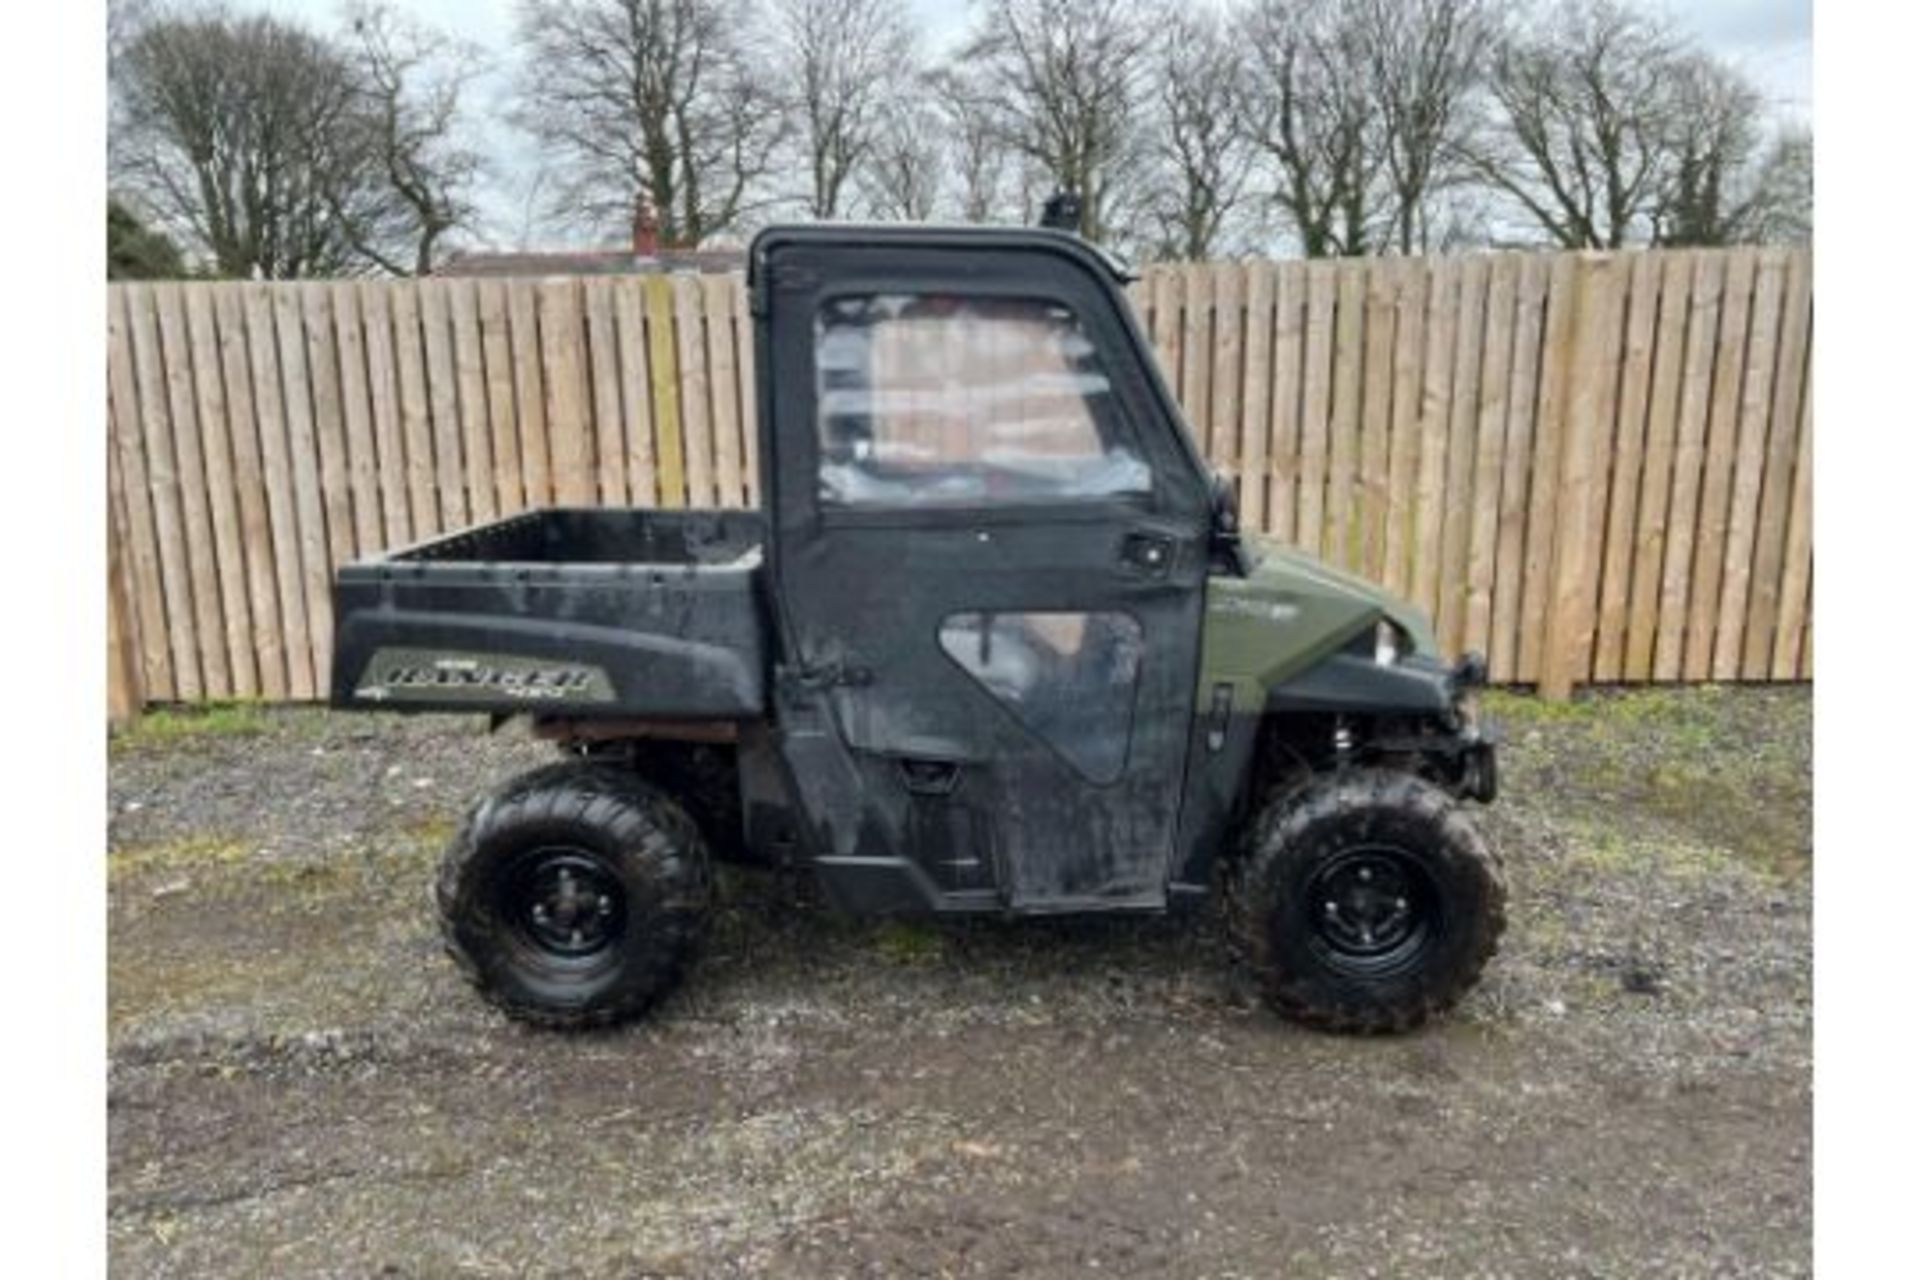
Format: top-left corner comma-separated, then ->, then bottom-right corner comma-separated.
1308,848 -> 1423,957
516,851 -> 624,958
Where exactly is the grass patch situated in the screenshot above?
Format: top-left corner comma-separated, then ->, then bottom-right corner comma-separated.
1632,765 -> 1811,881
110,825 -> 445,894
1482,684 -> 1728,729
109,834 -> 252,880
869,920 -> 947,966
1481,688 -> 1597,725
1560,825 -> 1735,885
1492,684 -> 1811,883
401,814 -> 460,847
113,701 -> 269,752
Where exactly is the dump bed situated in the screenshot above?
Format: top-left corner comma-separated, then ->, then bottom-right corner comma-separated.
330,508 -> 768,718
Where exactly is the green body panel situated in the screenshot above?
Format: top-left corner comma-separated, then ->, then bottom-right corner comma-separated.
1198,538 -> 1439,703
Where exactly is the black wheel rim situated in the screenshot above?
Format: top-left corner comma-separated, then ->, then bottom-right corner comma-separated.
1303,845 -> 1442,977
496,847 -> 627,965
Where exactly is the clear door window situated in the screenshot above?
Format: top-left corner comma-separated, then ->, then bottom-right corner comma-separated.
816,294 -> 1151,506
938,611 -> 1144,783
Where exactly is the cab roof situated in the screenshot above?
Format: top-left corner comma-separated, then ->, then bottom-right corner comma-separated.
747,222 -> 1138,288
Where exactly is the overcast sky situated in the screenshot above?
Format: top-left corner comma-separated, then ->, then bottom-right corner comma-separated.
251,0 -> 1811,246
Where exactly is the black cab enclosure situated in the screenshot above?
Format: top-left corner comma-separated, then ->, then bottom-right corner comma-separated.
753,227 -> 1216,911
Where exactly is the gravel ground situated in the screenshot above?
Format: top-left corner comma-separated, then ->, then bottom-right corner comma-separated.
107,686 -> 1811,1278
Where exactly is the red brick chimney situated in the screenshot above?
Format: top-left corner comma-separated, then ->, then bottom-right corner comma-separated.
632,198 -> 659,256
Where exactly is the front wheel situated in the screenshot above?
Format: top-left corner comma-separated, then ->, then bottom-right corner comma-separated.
435,763 -> 711,1030
1232,769 -> 1505,1034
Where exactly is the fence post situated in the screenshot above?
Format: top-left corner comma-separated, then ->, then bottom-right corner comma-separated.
107,508 -> 144,730
1539,253 -> 1623,701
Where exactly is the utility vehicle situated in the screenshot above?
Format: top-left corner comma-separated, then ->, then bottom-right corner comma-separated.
331,224 -> 1505,1034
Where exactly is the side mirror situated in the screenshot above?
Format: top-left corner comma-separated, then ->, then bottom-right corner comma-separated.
1209,469 -> 1239,535
1208,469 -> 1252,575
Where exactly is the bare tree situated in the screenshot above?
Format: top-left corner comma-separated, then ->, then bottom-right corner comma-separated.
929,65 -> 1009,223
508,163 -> 555,251
108,0 -> 156,105
1648,54 -> 1810,247
337,3 -> 487,275
1139,10 -> 1256,260
1470,0 -> 1679,249
958,0 -> 1153,244
509,0 -> 785,245
1744,125 -> 1812,246
108,0 -> 155,198
1359,0 -> 1496,254
114,9 -> 375,277
859,93 -> 944,221
107,0 -> 154,86
108,198 -> 186,279
771,0 -> 914,219
1648,54 -> 1758,247
1239,0 -> 1384,257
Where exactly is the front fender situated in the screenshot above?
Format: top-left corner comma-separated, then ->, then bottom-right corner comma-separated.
1262,650 -> 1457,717
1198,538 -> 1440,709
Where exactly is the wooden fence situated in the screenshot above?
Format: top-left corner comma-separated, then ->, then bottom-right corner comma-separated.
106,247 -> 1811,716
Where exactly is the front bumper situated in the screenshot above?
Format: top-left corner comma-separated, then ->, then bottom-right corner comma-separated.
1453,707 -> 1500,803
1449,651 -> 1498,803
1261,642 -> 1501,803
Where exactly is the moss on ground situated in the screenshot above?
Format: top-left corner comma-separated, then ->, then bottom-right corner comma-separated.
1482,684 -> 1732,729
1555,821 -> 1742,886
869,920 -> 948,966
109,834 -> 253,880
1486,685 -> 1809,882
112,702 -> 270,753
108,830 -> 449,1035
400,814 -> 460,848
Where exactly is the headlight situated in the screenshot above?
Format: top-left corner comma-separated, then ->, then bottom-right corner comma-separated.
1373,619 -> 1409,666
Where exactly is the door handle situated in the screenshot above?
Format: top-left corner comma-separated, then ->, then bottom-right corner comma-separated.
1119,531 -> 1176,578
779,660 -> 874,695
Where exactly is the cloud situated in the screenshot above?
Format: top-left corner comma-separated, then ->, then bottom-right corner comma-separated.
1636,0 -> 1811,120
1672,0 -> 1812,51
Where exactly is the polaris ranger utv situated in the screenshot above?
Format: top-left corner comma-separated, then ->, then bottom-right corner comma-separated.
331,224 -> 1504,1034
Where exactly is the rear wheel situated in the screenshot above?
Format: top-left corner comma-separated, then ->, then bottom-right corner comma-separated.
435,763 -> 711,1030
1233,769 -> 1505,1033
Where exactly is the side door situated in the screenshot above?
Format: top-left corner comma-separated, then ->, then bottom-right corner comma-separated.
758,235 -> 1212,910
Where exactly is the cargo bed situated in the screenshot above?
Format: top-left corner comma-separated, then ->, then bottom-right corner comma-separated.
329,508 -> 768,718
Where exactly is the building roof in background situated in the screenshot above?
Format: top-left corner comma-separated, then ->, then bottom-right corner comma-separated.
435,247 -> 745,277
